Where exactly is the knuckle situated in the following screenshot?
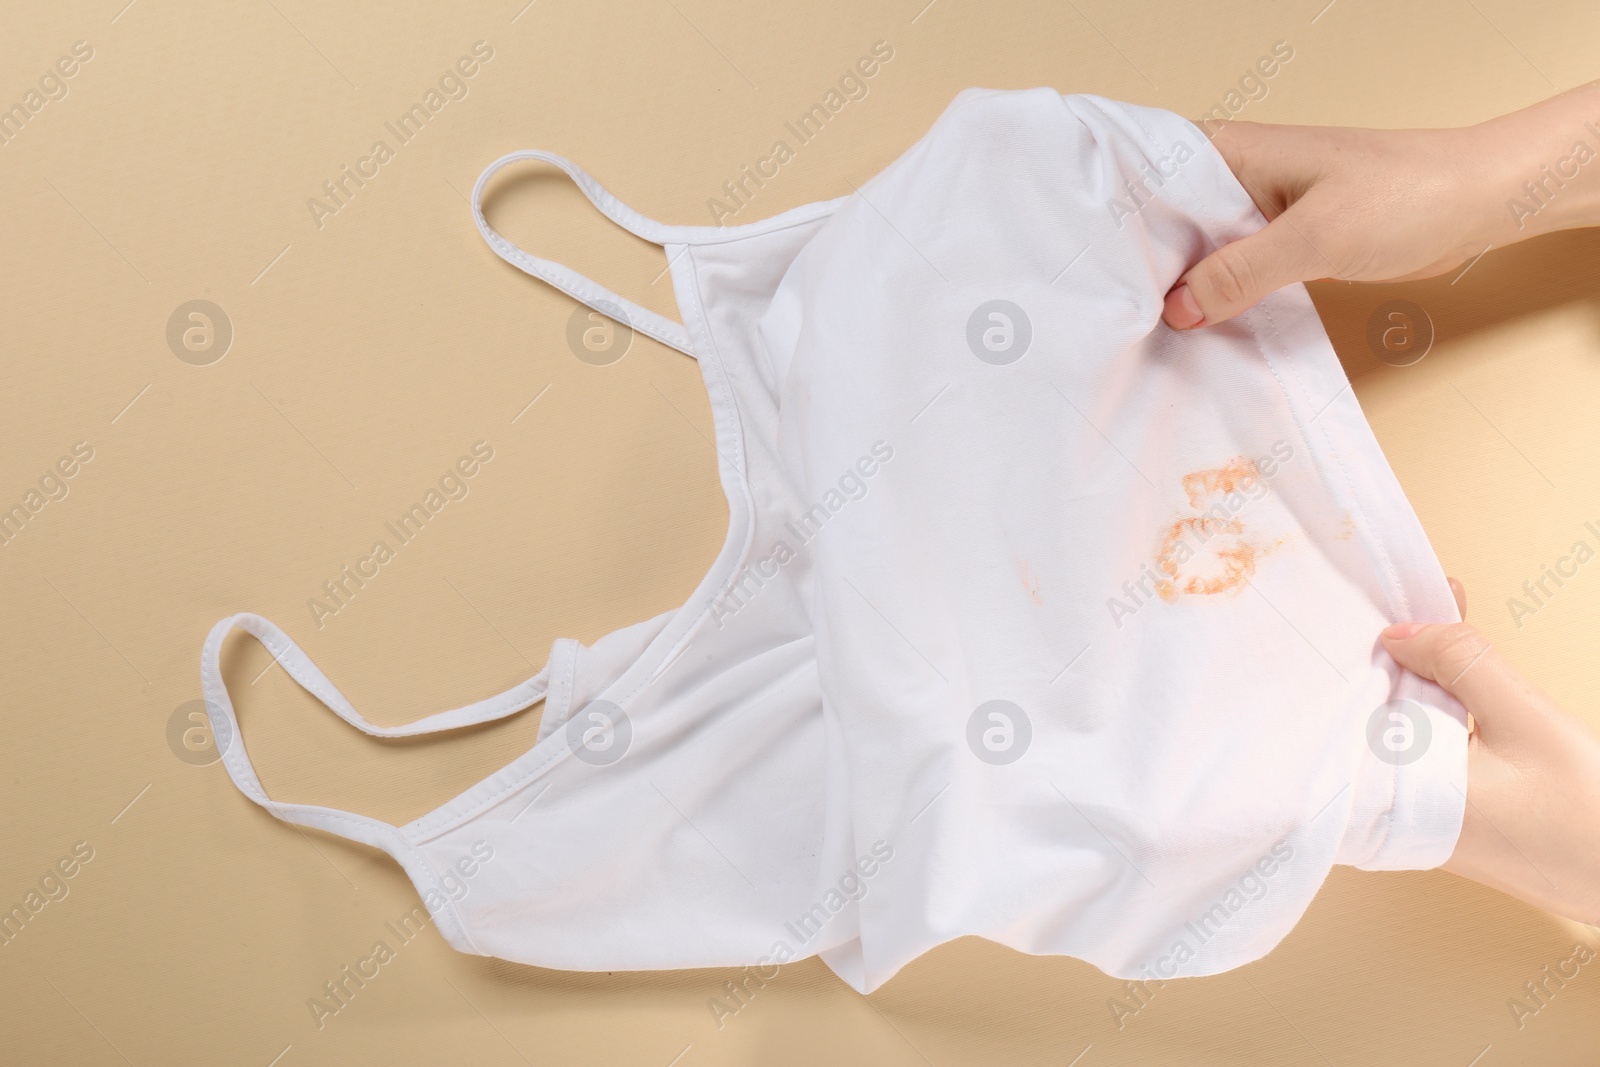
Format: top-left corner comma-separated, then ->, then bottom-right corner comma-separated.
1432,623 -> 1489,677
1204,248 -> 1255,310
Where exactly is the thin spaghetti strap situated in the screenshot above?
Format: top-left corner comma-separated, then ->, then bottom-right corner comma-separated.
471,150 -> 696,358
198,612 -> 548,839
197,612 -> 548,952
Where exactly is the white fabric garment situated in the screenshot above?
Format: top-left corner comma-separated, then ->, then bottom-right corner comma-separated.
200,88 -> 1467,993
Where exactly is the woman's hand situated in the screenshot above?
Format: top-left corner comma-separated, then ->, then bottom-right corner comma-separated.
1382,579 -> 1600,925
1165,81 -> 1600,330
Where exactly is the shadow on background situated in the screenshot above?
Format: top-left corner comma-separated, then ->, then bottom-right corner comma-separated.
437,865 -> 1598,1066
1311,227 -> 1600,382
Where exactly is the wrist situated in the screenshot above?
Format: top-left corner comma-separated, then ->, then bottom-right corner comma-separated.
1473,81 -> 1600,244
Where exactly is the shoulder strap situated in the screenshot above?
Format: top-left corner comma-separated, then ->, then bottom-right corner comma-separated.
471,150 -> 696,358
198,149 -> 693,945
198,612 -> 549,950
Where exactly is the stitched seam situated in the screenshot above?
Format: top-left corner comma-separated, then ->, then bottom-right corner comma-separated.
407,241 -> 758,841
593,241 -> 750,718
539,639 -> 575,742
1096,90 -> 1415,623
548,638 -> 576,737
663,201 -> 846,247
480,150 -> 843,247
218,147 -> 816,913
398,837 -> 483,954
207,638 -> 480,953
482,230 -> 693,355
1116,90 -> 1414,835
203,614 -> 543,852
257,631 -> 541,735
1140,96 -> 1413,618
1081,91 -> 1420,847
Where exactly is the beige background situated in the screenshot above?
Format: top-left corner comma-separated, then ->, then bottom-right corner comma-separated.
3,0 -> 1598,1063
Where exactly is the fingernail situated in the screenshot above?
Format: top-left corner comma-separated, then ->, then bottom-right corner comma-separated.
1165,285 -> 1204,329
1383,622 -> 1425,640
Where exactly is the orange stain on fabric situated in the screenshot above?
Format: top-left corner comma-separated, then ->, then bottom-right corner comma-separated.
1154,457 -> 1276,602
1180,456 -> 1261,510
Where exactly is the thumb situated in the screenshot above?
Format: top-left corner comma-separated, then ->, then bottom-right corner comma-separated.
1379,622 -> 1526,732
1163,209 -> 1324,329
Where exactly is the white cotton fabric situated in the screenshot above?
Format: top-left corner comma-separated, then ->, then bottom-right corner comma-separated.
200,88 -> 1467,993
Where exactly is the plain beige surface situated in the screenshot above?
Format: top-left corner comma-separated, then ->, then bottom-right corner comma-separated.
3,0 -> 1599,1064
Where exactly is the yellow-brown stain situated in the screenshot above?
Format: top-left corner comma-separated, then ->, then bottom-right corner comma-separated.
1155,457 -> 1276,602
